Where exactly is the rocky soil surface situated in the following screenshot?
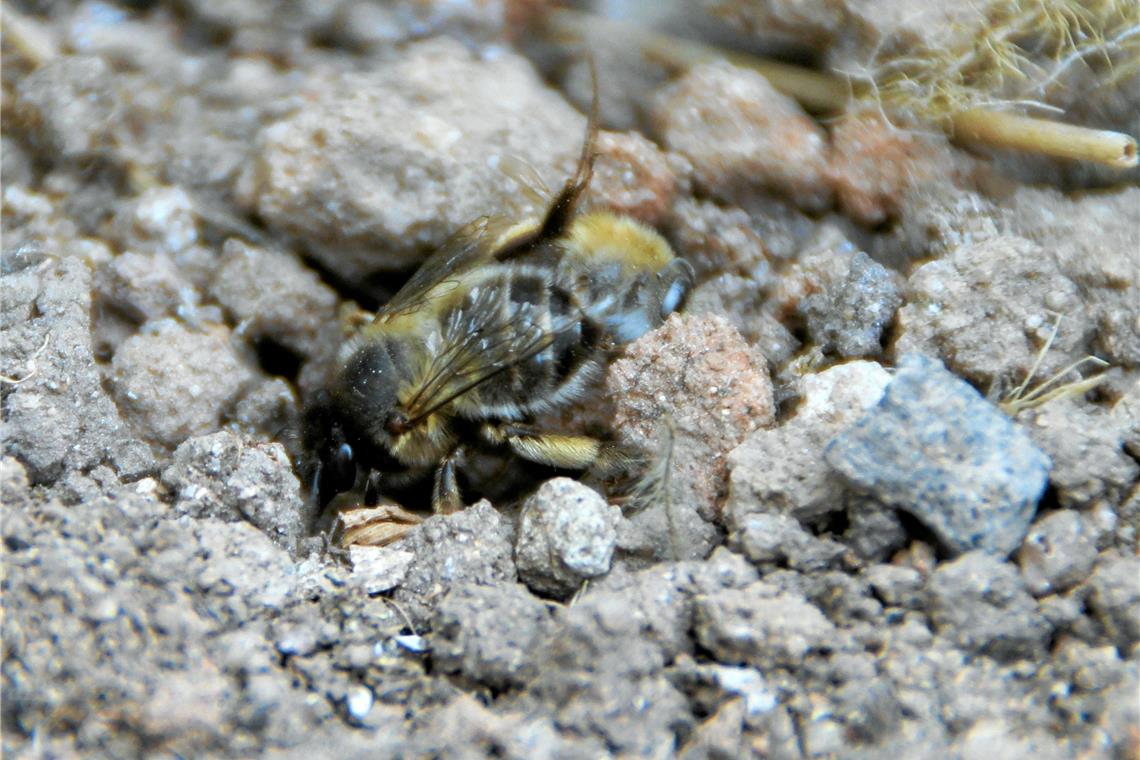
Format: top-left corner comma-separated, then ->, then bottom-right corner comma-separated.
2,2 -> 1138,758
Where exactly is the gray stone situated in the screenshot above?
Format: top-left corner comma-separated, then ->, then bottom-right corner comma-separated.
825,354 -> 1050,556
431,582 -> 554,690
1017,510 -> 1098,596
515,478 -> 620,598
727,361 -> 891,525
800,251 -> 903,358
927,551 -> 1052,661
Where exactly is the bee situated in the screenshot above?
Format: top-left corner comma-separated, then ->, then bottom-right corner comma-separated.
303,77 -> 692,540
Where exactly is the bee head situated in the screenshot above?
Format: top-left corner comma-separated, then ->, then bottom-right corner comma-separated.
304,341 -> 403,508
301,392 -> 359,509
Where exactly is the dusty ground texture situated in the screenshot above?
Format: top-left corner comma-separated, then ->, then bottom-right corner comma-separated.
3,2 -> 1139,759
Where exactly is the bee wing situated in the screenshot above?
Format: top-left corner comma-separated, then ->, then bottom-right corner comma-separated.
378,216 -> 509,319
402,284 -> 578,423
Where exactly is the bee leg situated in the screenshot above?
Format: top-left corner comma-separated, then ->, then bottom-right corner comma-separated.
432,448 -> 465,515
363,470 -> 382,506
484,423 -> 637,476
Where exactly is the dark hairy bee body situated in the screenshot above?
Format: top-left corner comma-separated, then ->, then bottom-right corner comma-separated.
305,85 -> 693,529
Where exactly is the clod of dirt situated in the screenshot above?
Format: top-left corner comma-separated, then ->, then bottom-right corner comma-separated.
230,377 -> 300,440
107,185 -> 201,259
726,360 -> 891,526
1112,379 -> 1140,458
346,546 -> 414,595
607,313 -> 774,561
514,478 -> 621,599
411,693 -> 587,760
798,250 -> 903,358
1004,186 -> 1140,367
211,238 -> 340,362
894,235 -> 1091,389
516,575 -> 701,756
667,196 -> 772,280
0,465 -> 323,757
927,551 -> 1052,661
863,564 -> 925,610
111,319 -> 259,447
686,273 -> 801,367
842,497 -> 911,563
95,250 -> 198,326
392,500 -> 517,627
873,185 -> 1000,274
826,354 -> 1050,557
763,223 -> 871,326
1019,399 -> 1138,513
161,430 -> 309,553
585,130 -> 677,225
826,112 -> 959,227
431,581 -> 555,691
1085,553 -> 1140,653
1017,510 -> 1098,597
694,581 -> 837,668
651,61 -> 832,211
236,37 -> 584,280
12,55 -> 120,158
2,257 -> 133,483
728,510 -> 848,572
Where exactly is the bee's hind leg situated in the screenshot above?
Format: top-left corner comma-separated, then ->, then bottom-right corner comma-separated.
482,423 -> 638,477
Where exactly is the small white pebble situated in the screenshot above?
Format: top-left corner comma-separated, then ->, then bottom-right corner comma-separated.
346,686 -> 373,720
394,634 -> 428,653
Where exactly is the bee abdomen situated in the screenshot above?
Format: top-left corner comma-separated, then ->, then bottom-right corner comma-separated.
459,266 -> 601,417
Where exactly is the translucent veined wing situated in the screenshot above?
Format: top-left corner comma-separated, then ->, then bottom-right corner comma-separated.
400,283 -> 580,423
377,216 -> 512,320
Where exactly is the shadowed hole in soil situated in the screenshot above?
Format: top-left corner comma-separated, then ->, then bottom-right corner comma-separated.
254,337 -> 303,382
894,509 -> 951,558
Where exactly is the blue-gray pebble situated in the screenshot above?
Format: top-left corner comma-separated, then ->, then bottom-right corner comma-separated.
824,354 -> 1050,556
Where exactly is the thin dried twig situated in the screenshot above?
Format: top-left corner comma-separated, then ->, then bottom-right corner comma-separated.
1000,316 -> 1110,416
545,8 -> 1139,169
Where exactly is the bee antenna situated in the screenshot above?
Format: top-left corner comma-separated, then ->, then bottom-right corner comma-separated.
537,52 -> 599,242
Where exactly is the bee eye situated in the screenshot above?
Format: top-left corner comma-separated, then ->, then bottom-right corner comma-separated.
328,442 -> 356,491
660,279 -> 686,318
334,442 -> 354,471
658,259 -> 693,319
